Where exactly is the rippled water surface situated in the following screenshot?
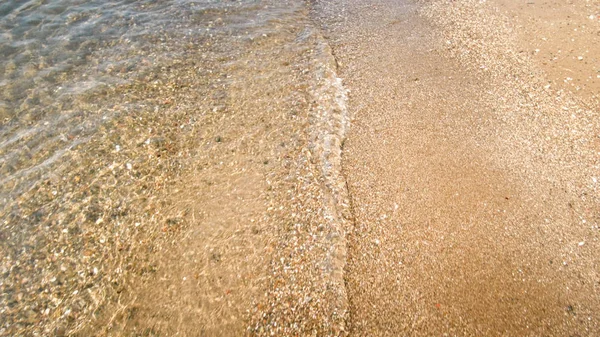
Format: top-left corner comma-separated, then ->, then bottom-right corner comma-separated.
1,0 -> 351,335
1,0 -> 299,198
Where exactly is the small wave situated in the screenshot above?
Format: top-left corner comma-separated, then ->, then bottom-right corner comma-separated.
308,29 -> 351,313
250,16 -> 353,334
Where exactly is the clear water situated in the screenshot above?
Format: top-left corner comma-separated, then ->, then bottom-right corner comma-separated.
0,0 -> 300,199
0,0 -> 349,334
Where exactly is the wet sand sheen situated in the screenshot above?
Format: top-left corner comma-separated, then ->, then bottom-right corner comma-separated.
3,0 -> 599,335
315,0 -> 600,335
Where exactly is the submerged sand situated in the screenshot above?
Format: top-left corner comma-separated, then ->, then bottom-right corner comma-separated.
1,1 -> 350,335
3,0 -> 599,335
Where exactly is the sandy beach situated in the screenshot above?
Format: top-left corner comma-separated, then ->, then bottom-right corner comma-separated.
316,0 -> 600,334
2,0 -> 599,335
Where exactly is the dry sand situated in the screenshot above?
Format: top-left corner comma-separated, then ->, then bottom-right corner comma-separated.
315,0 -> 600,335
6,0 -> 599,335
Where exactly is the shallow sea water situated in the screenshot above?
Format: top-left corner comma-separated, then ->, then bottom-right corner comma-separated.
1,0 -> 303,199
1,0 -> 350,335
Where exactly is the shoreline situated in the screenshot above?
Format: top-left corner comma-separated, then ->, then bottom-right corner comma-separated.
2,0 -> 599,335
321,0 -> 600,334
1,1 -> 354,335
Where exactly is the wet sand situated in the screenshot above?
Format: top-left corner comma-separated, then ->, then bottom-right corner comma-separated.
316,0 -> 600,335
3,0 -> 599,335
